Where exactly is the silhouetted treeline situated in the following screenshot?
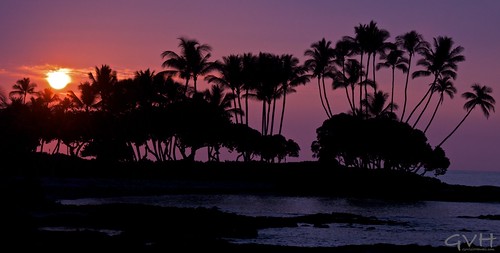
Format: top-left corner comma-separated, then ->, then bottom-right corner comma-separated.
0,67 -> 299,162
0,21 -> 495,172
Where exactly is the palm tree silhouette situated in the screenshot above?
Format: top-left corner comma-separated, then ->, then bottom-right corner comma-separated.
161,37 -> 216,93
36,88 -> 59,107
438,84 -> 495,147
204,84 -> 242,119
408,36 -> 465,126
423,77 -> 456,133
241,53 -> 258,125
9,78 -> 37,104
205,54 -> 245,124
203,84 -> 241,161
278,54 -> 309,135
334,38 -> 356,111
88,65 -> 117,111
304,38 -> 336,118
362,90 -> 398,119
133,69 -> 157,109
0,92 -> 7,109
365,21 -> 390,93
353,21 -> 390,116
350,23 -> 367,108
376,47 -> 408,114
253,53 -> 282,135
396,31 -> 428,121
68,82 -> 99,113
333,59 -> 363,113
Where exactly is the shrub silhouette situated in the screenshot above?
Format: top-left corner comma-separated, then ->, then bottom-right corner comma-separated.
312,113 -> 448,175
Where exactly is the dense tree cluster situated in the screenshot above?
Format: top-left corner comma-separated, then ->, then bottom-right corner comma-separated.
0,60 -> 301,162
0,21 -> 495,172
307,21 -> 495,175
312,114 -> 449,175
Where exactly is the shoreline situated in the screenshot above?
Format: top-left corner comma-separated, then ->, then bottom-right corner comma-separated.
4,203 -> 496,252
2,155 -> 499,251
3,154 -> 500,203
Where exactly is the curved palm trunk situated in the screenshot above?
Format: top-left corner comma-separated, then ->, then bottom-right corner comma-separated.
438,109 -> 473,147
278,91 -> 287,135
400,54 -> 413,121
351,84 -> 356,113
412,88 -> 435,128
372,54 -> 377,93
342,63 -> 354,112
245,88 -> 249,125
135,143 -> 142,161
406,75 -> 437,123
184,78 -> 190,94
270,96 -> 277,135
261,100 -> 266,135
391,67 -> 395,114
316,77 -> 329,118
344,87 -> 353,111
231,89 -> 239,124
358,53 -> 364,112
193,77 -> 198,93
424,96 -> 443,133
236,89 -> 244,123
322,76 -> 333,117
266,100 -> 272,135
364,53 -> 372,117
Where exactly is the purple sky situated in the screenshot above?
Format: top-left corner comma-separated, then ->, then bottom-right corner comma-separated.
1,0 -> 499,171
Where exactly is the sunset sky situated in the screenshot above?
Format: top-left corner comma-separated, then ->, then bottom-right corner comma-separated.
1,0 -> 499,171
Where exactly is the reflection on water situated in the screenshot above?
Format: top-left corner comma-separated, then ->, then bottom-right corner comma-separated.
39,227 -> 122,236
59,194 -> 500,246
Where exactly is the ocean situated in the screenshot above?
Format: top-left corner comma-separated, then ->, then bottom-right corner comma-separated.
438,170 -> 500,187
59,170 -> 500,248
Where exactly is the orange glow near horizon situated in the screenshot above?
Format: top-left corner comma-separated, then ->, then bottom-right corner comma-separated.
46,69 -> 71,90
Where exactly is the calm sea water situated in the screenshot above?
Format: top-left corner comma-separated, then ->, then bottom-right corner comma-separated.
59,170 -> 500,247
438,170 -> 500,187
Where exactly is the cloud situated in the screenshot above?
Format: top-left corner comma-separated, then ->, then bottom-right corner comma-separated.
11,64 -> 137,83
0,64 -> 146,94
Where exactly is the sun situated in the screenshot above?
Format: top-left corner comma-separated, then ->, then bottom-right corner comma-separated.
46,69 -> 71,90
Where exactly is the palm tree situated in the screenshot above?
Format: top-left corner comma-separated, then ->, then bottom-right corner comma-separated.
36,88 -> 59,107
362,90 -> 398,119
252,53 -> 282,135
0,92 -> 7,109
304,38 -> 336,118
354,21 -> 390,114
161,37 -> 215,93
133,69 -> 156,108
365,21 -> 391,93
407,36 -> 465,125
88,65 -> 117,110
203,84 -> 242,161
396,31 -> 428,121
68,82 -> 99,112
438,84 -> 495,147
352,23 -> 368,112
278,54 -> 309,135
205,54 -> 244,123
423,77 -> 456,133
376,47 -> 408,113
241,53 -> 258,125
333,59 -> 362,113
334,38 -> 355,110
204,84 -> 242,121
9,78 -> 37,104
